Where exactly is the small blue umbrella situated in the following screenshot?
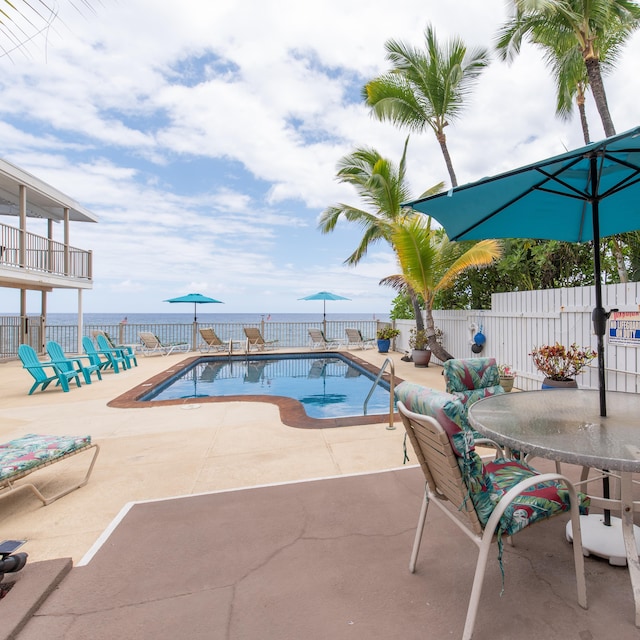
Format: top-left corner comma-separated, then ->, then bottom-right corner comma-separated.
164,293 -> 223,322
299,291 -> 350,334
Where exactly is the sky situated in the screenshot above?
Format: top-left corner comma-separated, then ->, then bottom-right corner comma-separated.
0,0 -> 639,316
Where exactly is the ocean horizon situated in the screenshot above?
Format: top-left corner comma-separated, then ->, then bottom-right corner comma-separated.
44,312 -> 390,326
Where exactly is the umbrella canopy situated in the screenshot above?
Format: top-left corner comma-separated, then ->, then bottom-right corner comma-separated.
164,293 -> 223,322
404,125 -> 640,417
299,291 -> 351,335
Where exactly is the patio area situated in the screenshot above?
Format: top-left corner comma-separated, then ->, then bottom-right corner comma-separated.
0,348 -> 638,639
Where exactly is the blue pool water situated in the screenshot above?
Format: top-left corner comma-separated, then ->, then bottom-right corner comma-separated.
139,353 -> 392,420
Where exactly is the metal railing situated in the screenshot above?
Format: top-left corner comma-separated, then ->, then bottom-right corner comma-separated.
364,357 -> 396,430
0,318 -> 381,359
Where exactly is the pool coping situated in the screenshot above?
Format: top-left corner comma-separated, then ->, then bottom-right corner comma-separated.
107,350 -> 404,429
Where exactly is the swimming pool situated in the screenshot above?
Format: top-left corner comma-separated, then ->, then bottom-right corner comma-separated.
137,353 -> 393,420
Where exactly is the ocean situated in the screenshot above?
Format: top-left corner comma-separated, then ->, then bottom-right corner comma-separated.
46,312 -> 390,326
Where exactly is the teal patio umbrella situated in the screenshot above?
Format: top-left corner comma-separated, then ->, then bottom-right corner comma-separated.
164,293 -> 223,322
404,124 -> 640,418
299,291 -> 351,335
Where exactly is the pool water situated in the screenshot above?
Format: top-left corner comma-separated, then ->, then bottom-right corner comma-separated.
140,353 -> 393,419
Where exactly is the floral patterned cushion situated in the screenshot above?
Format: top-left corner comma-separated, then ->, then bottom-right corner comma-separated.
395,382 -> 475,455
443,357 -> 505,406
0,434 -> 92,482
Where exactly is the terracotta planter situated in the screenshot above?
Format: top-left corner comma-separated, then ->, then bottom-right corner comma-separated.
411,349 -> 431,368
541,377 -> 578,389
499,376 -> 514,392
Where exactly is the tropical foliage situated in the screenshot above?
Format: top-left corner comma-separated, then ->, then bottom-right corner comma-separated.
318,139 -> 443,331
384,218 -> 501,360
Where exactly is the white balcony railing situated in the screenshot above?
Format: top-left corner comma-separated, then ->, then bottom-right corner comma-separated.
0,221 -> 92,280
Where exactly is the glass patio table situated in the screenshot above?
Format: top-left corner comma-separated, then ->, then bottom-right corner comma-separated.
468,389 -> 640,627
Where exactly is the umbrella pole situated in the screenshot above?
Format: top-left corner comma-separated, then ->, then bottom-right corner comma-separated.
591,160 -> 611,526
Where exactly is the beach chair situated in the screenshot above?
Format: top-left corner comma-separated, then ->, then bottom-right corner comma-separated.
93,330 -> 138,367
345,327 -> 375,350
46,341 -> 102,385
198,327 -> 236,353
307,328 -> 340,350
243,327 -> 279,352
81,336 -> 113,373
395,384 -> 588,640
85,335 -> 127,373
138,331 -> 188,356
18,344 -> 83,394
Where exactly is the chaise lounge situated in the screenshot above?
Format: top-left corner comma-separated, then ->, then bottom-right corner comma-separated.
0,433 -> 100,506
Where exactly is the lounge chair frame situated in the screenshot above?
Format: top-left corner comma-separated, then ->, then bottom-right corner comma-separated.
0,435 -> 100,506
345,328 -> 375,350
243,327 -> 279,352
138,332 -> 188,356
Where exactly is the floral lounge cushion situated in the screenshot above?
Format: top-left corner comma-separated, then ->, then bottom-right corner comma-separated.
443,357 -> 505,406
0,434 -> 92,482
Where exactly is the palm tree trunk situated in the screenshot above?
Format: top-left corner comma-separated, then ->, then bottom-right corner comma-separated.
424,304 -> 453,361
610,236 -> 629,283
436,132 -> 458,188
410,290 -> 425,331
576,91 -> 590,145
584,57 -> 616,138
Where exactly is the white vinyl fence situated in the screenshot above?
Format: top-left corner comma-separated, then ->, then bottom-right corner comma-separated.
395,282 -> 640,393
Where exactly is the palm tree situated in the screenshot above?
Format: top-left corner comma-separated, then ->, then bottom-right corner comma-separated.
496,0 -> 640,138
0,1 -> 96,57
497,0 -> 638,282
384,218 -> 502,361
363,24 -> 490,187
318,138 -> 443,331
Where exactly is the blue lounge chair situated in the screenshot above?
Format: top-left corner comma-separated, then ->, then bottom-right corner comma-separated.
46,341 -> 102,384
82,336 -> 117,373
95,334 -> 130,370
18,344 -> 82,394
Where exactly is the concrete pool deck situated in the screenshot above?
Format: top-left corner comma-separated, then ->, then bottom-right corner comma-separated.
2,348 -> 639,639
0,347 -> 442,566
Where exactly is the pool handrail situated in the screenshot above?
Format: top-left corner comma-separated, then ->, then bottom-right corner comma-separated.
364,357 -> 395,430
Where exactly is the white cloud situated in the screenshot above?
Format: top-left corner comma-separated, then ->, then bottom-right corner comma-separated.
0,0 -> 639,315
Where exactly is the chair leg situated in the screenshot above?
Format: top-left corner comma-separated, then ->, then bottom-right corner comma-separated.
462,530 -> 495,640
409,488 -> 429,573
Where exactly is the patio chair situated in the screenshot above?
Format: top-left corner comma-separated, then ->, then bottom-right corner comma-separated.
138,331 -> 188,356
395,383 -> 588,640
18,344 -> 83,394
243,327 -> 279,352
307,328 -> 340,350
46,341 -> 102,385
81,336 -> 113,373
199,327 -> 235,353
85,336 -> 126,374
93,330 -> 138,367
344,327 -> 375,350
443,357 -> 504,407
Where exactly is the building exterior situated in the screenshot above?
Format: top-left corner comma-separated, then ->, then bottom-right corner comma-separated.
0,158 -> 96,356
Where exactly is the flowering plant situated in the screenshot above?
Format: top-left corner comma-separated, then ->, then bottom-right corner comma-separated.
530,342 -> 596,381
498,364 -> 515,378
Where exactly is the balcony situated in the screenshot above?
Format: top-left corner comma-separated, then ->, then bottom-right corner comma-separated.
0,221 -> 92,289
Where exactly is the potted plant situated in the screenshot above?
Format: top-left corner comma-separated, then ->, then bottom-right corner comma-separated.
376,326 -> 400,353
530,342 -> 596,389
498,364 -> 516,392
409,328 -> 431,368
